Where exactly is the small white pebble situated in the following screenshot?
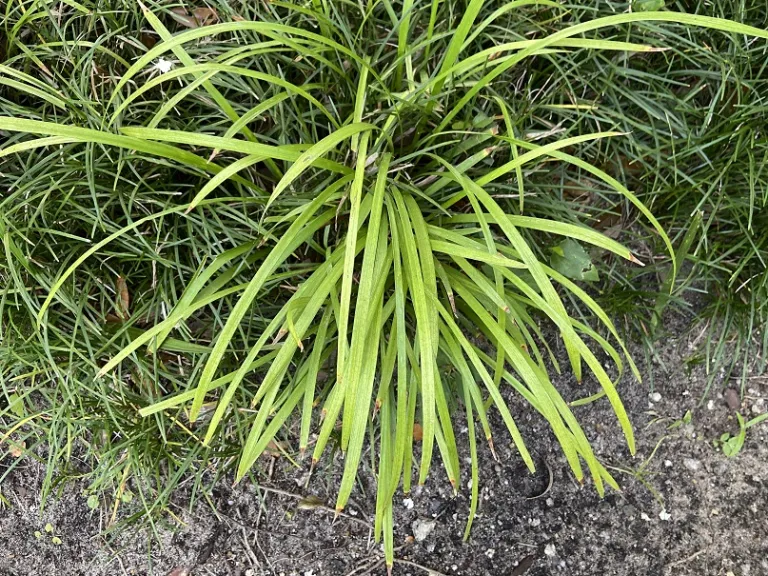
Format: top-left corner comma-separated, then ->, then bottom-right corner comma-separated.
664,460 -> 673,468
349,509 -> 358,516
530,518 -> 541,527
650,392 -> 662,403
467,479 -> 473,490
659,510 -> 671,521
485,548 -> 495,559
452,566 -> 458,572
403,498 -> 414,510
640,513 -> 651,522
412,519 -> 436,541
707,399 -> 715,410
683,458 -> 701,472
544,543 -> 557,557
546,498 -> 554,507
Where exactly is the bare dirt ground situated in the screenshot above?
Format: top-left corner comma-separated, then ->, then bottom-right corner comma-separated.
2,308 -> 767,576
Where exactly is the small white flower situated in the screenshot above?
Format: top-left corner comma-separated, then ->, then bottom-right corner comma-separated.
154,58 -> 173,73
659,510 -> 672,521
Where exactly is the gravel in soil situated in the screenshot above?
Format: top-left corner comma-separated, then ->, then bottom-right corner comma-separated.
1,311 -> 767,576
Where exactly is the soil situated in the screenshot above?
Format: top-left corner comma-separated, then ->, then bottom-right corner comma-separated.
1,306 -> 767,576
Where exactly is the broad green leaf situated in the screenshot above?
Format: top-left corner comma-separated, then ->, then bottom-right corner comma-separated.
551,239 -> 599,282
149,241 -> 258,352
221,93 -> 292,140
7,393 -> 25,418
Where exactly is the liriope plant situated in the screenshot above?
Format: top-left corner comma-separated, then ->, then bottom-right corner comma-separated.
3,1 -> 768,570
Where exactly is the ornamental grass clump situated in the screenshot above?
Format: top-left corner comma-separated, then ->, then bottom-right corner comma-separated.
2,1 -> 767,568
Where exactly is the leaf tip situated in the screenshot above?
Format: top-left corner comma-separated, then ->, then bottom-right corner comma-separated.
487,437 -> 498,461
628,253 -> 645,266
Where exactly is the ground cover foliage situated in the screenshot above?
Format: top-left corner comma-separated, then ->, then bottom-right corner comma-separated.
1,0 -> 767,568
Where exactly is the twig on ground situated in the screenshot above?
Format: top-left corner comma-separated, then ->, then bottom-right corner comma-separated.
667,548 -> 708,569
255,484 -> 372,529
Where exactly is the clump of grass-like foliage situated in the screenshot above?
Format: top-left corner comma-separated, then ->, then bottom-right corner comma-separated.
1,0 -> 767,567
574,1 -> 768,391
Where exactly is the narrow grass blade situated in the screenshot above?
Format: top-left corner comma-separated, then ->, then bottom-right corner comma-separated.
392,188 -> 437,485
341,153 -> 391,447
267,123 -> 374,211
